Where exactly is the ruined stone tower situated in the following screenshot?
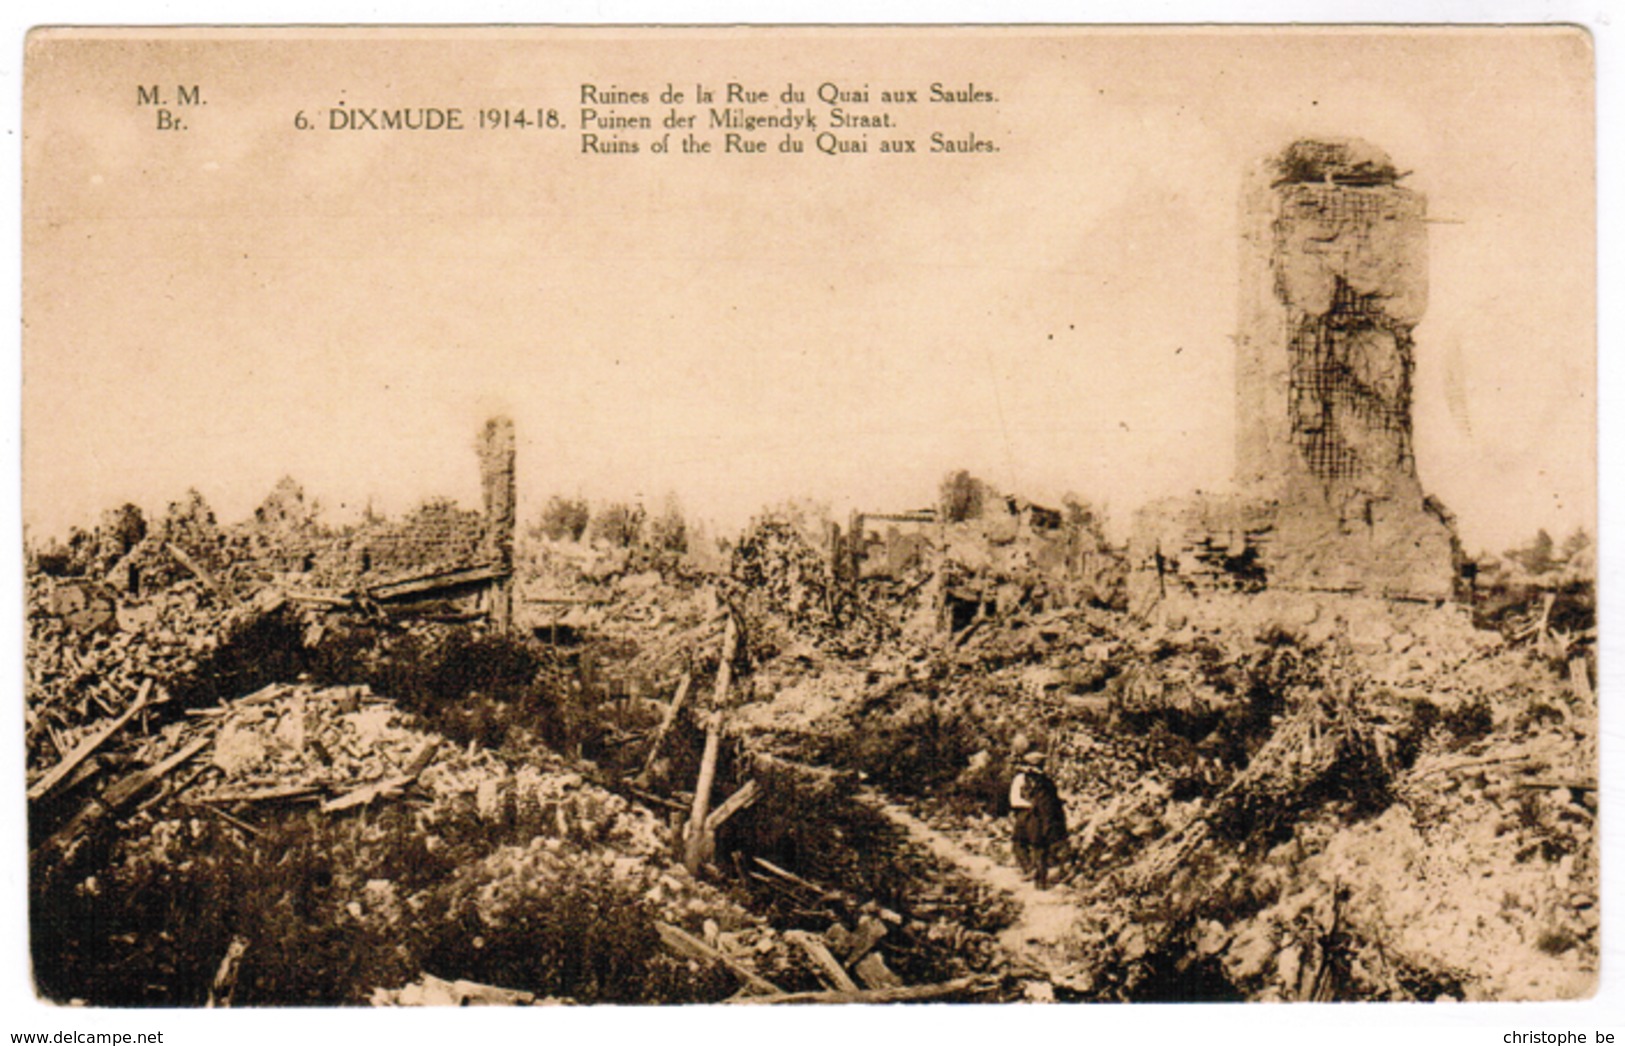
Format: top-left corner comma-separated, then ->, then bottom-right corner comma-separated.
1130,139 -> 1460,607
1237,139 -> 1426,494
1235,139 -> 1458,600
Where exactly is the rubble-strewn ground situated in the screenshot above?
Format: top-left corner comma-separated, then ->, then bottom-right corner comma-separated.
25,495 -> 1596,1005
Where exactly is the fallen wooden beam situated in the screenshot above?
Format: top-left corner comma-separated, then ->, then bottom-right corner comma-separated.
1570,656 -> 1593,702
197,783 -> 323,804
367,564 -> 510,602
1410,754 -> 1537,783
34,735 -> 214,871
686,612 -> 737,873
282,590 -> 355,608
637,673 -> 692,782
786,930 -> 858,992
28,679 -> 153,803
853,952 -> 904,990
862,511 -> 939,524
321,774 -> 413,813
321,738 -> 438,812
656,922 -> 781,996
841,915 -> 888,964
622,784 -> 689,813
167,542 -> 231,603
109,735 -> 213,807
233,682 -> 292,707
188,800 -> 265,838
753,857 -> 847,902
727,975 -> 985,1005
704,779 -> 761,834
206,937 -> 248,1008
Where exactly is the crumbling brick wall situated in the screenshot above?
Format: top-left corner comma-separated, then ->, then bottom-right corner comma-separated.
243,419 -> 515,593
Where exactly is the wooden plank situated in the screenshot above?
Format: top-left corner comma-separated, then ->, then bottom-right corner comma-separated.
685,611 -> 737,873
786,930 -> 859,992
320,738 -> 438,812
34,734 -> 213,869
622,784 -> 688,813
188,800 -> 265,838
842,915 -> 888,964
198,783 -> 323,804
685,715 -> 724,872
105,735 -> 213,807
637,673 -> 692,783
367,564 -> 510,602
704,779 -> 760,833
1570,656 -> 1593,702
233,682 -> 291,707
28,679 -> 152,803
853,952 -> 904,990
282,590 -> 355,607
727,976 -> 984,1005
656,922 -> 781,996
320,776 -> 413,813
752,857 -> 847,902
206,937 -> 248,1008
166,543 -> 230,603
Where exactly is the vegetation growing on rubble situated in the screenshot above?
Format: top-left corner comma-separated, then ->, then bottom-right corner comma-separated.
25,477 -> 1599,1006
33,803 -> 734,1005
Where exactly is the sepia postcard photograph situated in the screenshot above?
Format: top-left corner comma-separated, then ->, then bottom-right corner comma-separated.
10,17 -> 1608,1036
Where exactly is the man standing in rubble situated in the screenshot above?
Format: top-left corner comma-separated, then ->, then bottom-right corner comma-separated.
1009,749 -> 1067,889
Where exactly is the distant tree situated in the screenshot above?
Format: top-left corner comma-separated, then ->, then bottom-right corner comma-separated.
163,488 -> 218,531
1061,493 -> 1107,544
1504,529 -> 1558,576
939,470 -> 989,523
98,503 -> 147,557
537,495 -> 591,542
1560,527 -> 1595,581
753,498 -> 834,546
647,494 -> 688,553
588,501 -> 645,548
254,476 -> 317,530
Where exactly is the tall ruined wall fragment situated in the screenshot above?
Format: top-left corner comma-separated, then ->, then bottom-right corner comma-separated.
1131,139 -> 1460,611
1236,139 -> 1458,600
478,416 -> 517,569
477,415 -> 517,630
1238,139 -> 1427,498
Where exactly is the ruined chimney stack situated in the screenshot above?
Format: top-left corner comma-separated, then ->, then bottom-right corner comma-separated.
477,416 -> 516,630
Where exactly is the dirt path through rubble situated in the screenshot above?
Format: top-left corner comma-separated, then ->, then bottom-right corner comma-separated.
858,790 -> 1078,970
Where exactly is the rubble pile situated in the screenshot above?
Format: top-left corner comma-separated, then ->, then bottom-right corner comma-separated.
724,518 -> 893,659
23,571 -> 281,773
26,463 -> 1598,1006
34,676 -> 798,1004
729,535 -> 1596,1002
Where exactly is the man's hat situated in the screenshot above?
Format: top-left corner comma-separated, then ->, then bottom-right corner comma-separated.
1021,749 -> 1047,766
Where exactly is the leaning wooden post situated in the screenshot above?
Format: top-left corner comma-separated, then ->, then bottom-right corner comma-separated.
637,672 -> 692,784
685,610 -> 738,873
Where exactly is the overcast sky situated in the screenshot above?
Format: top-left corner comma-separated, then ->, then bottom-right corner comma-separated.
22,27 -> 1594,554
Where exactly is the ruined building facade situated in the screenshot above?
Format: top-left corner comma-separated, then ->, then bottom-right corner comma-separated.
1131,139 -> 1461,609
